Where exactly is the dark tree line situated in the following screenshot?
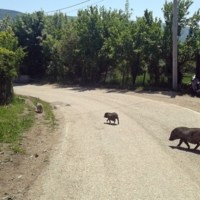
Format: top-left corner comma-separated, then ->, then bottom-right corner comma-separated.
2,0 -> 200,88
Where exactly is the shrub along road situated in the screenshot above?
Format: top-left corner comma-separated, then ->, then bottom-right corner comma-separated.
14,84 -> 200,200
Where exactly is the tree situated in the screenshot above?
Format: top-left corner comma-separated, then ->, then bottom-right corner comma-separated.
12,11 -> 46,78
184,8 -> 200,79
0,17 -> 25,103
76,6 -> 105,83
142,10 -> 163,85
0,20 -> 25,79
57,20 -> 80,82
161,0 -> 200,85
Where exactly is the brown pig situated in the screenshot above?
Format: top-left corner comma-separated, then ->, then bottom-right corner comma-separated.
169,127 -> 200,150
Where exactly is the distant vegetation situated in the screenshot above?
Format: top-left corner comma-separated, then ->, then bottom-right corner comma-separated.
0,0 -> 200,92
0,9 -> 22,20
0,8 -> 75,20
0,9 -> 190,43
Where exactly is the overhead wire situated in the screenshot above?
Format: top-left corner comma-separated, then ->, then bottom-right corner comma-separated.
45,0 -> 90,13
66,0 -> 104,14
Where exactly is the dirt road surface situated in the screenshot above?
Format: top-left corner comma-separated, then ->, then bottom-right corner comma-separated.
14,84 -> 200,200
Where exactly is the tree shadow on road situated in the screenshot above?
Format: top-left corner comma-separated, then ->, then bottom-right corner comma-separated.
169,146 -> 200,155
52,84 -> 97,92
104,88 -> 185,99
69,86 -> 96,92
105,89 -> 129,94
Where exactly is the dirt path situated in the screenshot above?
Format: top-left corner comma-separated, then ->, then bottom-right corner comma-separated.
12,84 -> 200,199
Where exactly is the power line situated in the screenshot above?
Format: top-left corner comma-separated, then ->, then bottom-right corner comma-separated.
66,0 -> 104,14
45,0 -> 90,13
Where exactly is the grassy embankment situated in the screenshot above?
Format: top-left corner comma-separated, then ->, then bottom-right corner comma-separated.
0,95 -> 56,153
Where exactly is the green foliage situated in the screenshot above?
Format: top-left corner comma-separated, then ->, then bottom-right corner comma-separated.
0,18 -> 25,104
182,73 -> 193,83
0,47 -> 16,77
161,0 -> 200,85
7,1 -> 200,89
12,11 -> 46,77
0,16 -> 25,80
0,37 -> 25,78
75,6 -> 105,83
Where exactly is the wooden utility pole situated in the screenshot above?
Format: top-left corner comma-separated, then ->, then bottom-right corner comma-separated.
173,0 -> 178,90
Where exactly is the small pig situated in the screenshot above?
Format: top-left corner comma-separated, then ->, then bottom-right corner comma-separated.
169,127 -> 200,150
104,112 -> 119,124
36,102 -> 43,113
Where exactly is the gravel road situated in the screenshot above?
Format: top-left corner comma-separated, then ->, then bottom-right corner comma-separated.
14,84 -> 200,200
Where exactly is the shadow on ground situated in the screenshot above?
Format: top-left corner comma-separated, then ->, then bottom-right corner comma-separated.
169,146 -> 200,155
13,83 -> 29,87
104,122 -> 118,126
14,82 -> 200,98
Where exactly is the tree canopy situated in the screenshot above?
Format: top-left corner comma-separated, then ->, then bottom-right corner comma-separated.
0,15 -> 25,79
1,0 -> 200,88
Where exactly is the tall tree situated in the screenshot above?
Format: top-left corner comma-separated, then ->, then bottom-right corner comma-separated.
76,6 -> 104,83
161,0 -> 200,85
142,10 -> 163,85
12,11 -> 46,78
0,17 -> 25,102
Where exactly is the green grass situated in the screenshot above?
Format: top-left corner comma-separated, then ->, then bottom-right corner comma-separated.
0,96 -> 34,153
0,96 -> 34,144
10,145 -> 25,154
105,73 -> 172,91
0,95 -> 57,153
182,73 -> 193,84
104,72 -> 195,93
30,97 -> 57,128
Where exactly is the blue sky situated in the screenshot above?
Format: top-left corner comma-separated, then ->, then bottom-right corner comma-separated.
1,0 -> 200,22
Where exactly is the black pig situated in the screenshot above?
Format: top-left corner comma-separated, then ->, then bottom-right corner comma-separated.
104,112 -> 119,124
169,127 -> 200,149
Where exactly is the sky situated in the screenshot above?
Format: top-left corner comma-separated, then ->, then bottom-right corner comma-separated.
1,0 -> 200,21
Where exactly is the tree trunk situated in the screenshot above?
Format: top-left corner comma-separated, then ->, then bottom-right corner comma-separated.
131,53 -> 140,85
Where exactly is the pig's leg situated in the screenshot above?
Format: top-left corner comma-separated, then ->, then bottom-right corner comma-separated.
177,139 -> 190,149
177,139 -> 183,147
183,140 -> 190,149
194,143 -> 200,150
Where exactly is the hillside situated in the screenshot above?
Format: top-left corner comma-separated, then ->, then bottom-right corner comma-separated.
0,9 -> 22,20
180,27 -> 190,42
161,23 -> 189,42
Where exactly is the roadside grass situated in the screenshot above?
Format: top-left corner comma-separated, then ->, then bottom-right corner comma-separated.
0,95 -> 57,153
104,72 -> 195,94
30,97 -> 57,128
0,95 -> 34,153
182,73 -> 193,84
